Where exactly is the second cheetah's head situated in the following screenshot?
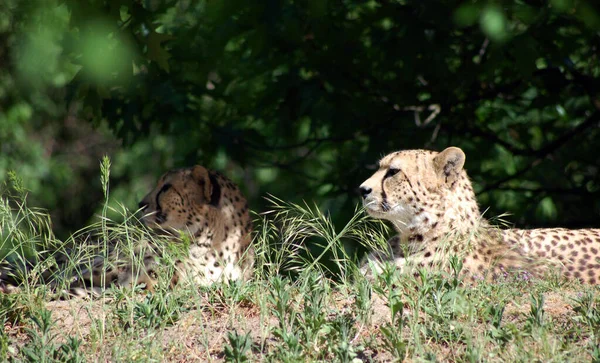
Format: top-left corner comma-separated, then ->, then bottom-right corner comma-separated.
358,147 -> 467,229
138,165 -> 220,234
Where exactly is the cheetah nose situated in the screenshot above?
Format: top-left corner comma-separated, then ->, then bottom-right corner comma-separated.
359,186 -> 372,198
138,201 -> 148,211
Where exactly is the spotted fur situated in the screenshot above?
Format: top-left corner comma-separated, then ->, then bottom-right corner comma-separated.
0,165 -> 254,297
123,165 -> 253,290
359,146 -> 600,283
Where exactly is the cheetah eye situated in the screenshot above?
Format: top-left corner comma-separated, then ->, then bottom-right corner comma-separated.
158,183 -> 172,195
155,183 -> 172,208
385,168 -> 400,178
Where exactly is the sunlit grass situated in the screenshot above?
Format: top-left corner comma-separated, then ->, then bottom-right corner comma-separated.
1,162 -> 599,361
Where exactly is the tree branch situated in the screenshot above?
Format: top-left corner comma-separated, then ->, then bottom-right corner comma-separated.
477,110 -> 600,195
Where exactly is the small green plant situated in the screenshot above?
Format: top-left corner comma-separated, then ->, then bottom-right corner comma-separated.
267,277 -> 303,359
0,291 -> 31,326
114,289 -> 187,330
100,155 -> 112,292
573,292 -> 600,337
19,308 -> 84,363
485,303 -> 513,346
353,274 -> 372,325
462,338 -> 484,363
448,255 -> 464,287
0,317 -> 12,361
330,313 -> 361,363
55,337 -> 85,363
223,329 -> 253,363
296,272 -> 329,351
268,276 -> 295,336
526,293 -> 546,330
0,171 -> 55,288
415,264 -> 469,344
379,290 -> 407,360
572,291 -> 600,361
208,279 -> 254,310
371,264 -> 408,360
21,309 -> 56,361
371,261 -> 400,299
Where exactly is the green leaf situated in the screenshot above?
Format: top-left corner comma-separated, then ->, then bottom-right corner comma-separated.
550,0 -> 574,12
480,6 -> 508,41
146,29 -> 174,72
454,4 -> 480,27
78,20 -> 135,85
536,197 -> 558,221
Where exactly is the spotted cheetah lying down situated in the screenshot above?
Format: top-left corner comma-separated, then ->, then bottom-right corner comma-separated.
359,146 -> 600,284
0,165 -> 254,296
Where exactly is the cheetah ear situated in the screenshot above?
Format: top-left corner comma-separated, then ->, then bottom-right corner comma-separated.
191,165 -> 213,201
433,147 -> 465,185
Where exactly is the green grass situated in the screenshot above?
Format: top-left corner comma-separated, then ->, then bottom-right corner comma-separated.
1,164 -> 600,362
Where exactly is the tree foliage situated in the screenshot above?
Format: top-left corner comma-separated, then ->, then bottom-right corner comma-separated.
1,0 -> 600,236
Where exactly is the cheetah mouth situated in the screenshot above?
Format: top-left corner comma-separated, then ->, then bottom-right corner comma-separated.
362,197 -> 386,215
363,198 -> 413,223
139,210 -> 165,228
139,210 -> 197,237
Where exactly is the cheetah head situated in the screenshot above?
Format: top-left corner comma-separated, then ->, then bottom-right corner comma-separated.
359,147 -> 466,231
138,165 -> 220,234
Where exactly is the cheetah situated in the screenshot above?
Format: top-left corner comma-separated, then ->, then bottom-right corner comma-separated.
358,146 -> 600,284
1,165 -> 254,296
135,165 -> 254,287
